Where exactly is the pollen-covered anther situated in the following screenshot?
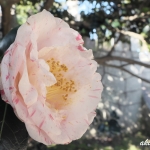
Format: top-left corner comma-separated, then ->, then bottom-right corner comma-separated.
46,58 -> 77,108
62,94 -> 68,101
47,59 -> 68,73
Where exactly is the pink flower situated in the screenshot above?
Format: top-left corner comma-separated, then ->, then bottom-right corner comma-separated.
0,10 -> 103,145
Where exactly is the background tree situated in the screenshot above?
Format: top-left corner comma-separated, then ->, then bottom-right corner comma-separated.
0,0 -> 150,149
11,0 -> 150,83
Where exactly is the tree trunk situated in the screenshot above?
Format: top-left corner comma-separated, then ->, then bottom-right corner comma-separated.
40,0 -> 54,11
1,4 -> 11,36
0,0 -> 21,37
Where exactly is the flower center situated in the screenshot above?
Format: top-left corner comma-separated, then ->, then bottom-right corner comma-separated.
46,58 -> 77,109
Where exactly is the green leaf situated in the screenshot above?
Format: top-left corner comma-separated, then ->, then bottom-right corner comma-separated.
111,19 -> 120,28
142,7 -> 150,13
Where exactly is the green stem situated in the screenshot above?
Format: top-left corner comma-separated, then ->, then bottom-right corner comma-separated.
0,104 -> 7,140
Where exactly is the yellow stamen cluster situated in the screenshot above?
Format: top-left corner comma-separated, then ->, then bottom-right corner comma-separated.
48,58 -> 68,73
46,58 -> 77,108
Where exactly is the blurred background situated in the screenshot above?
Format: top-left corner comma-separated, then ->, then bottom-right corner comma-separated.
0,0 -> 150,149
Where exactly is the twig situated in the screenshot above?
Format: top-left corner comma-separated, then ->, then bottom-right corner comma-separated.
117,29 -> 148,51
107,34 -> 122,56
95,56 -> 150,68
104,24 -> 149,51
0,104 -> 7,140
103,63 -> 150,83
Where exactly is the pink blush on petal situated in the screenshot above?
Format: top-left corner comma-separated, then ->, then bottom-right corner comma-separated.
76,34 -> 82,41
13,98 -> 19,104
77,45 -> 84,51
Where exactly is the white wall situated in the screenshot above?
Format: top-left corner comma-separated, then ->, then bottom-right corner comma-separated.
84,36 -> 150,138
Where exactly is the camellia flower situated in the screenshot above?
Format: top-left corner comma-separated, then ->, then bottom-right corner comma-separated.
0,10 -> 103,145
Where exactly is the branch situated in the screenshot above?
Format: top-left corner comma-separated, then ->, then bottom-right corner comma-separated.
104,24 -> 149,51
120,63 -> 131,67
116,29 -> 148,51
122,13 -> 150,22
107,34 -> 122,56
95,56 -> 150,68
103,63 -> 150,83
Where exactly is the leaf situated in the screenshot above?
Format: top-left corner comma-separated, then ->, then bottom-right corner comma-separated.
0,27 -> 29,149
0,26 -> 20,59
0,97 -> 29,150
108,119 -> 121,133
111,19 -> 120,28
110,111 -> 119,119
